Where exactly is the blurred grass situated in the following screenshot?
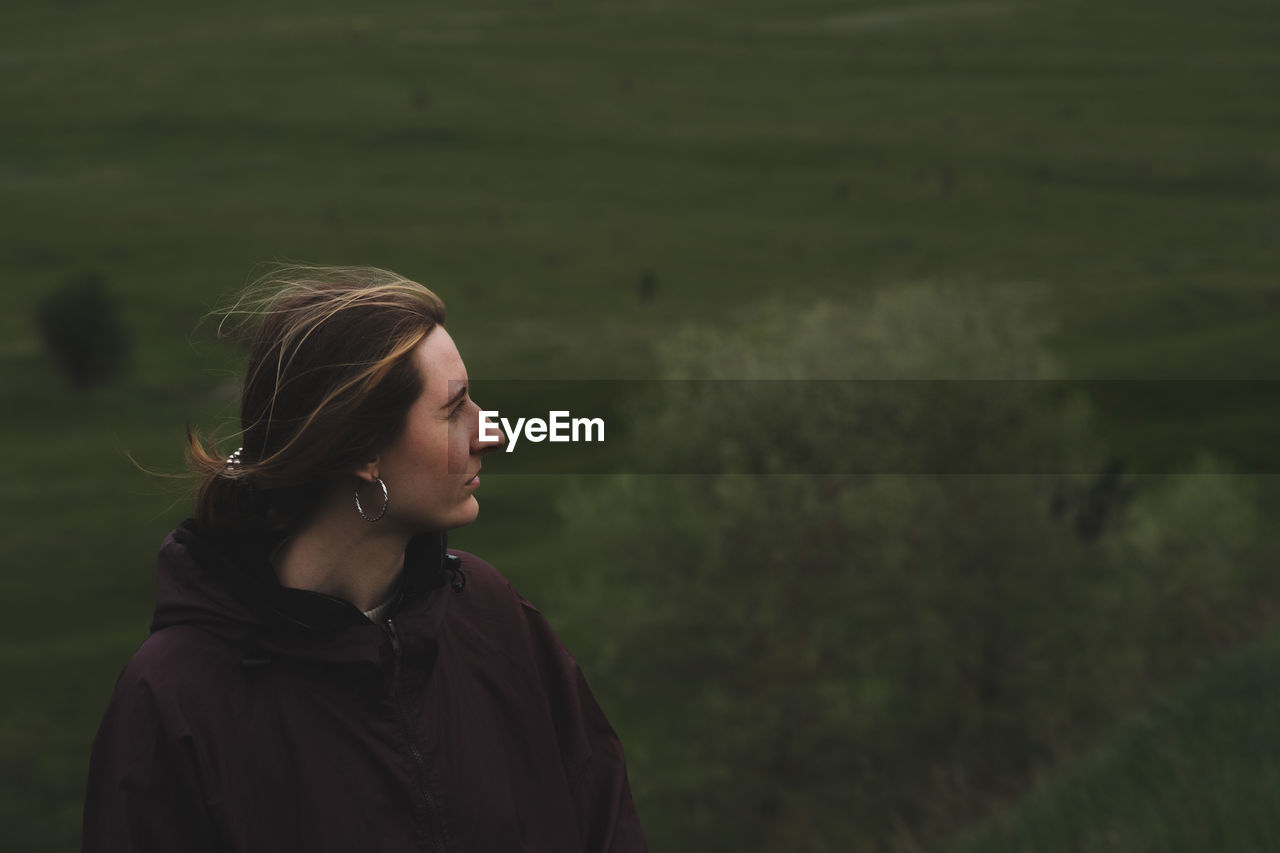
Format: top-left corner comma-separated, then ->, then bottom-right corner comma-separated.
946,624 -> 1280,853
1,0 -> 1278,849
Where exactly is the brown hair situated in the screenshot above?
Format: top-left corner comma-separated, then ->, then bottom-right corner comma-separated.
188,264 -> 446,535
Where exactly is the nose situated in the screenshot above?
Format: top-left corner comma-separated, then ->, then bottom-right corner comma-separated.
474,405 -> 506,453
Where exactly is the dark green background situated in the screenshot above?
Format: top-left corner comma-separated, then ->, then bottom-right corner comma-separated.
3,0 -> 1278,849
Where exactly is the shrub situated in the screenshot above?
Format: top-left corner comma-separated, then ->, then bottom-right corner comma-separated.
561,283 -> 1264,852
34,272 -> 132,390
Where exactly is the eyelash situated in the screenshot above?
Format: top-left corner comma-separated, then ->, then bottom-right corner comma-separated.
449,398 -> 468,419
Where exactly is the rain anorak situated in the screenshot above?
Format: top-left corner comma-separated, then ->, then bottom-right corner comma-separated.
82,520 -> 646,852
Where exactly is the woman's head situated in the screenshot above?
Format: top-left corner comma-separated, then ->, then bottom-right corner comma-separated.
189,265 -> 456,535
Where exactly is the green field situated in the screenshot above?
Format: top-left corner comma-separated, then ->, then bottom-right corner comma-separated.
947,625 -> 1280,853
3,0 -> 1278,849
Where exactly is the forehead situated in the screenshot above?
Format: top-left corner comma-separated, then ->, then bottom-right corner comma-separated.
413,326 -> 467,402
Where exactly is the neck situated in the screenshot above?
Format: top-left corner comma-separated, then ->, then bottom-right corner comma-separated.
272,490 -> 412,613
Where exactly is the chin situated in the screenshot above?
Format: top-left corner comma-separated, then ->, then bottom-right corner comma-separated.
403,498 -> 481,535
442,497 -> 481,531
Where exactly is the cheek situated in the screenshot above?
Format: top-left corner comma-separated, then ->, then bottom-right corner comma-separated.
423,422 -> 461,472
451,421 -> 474,460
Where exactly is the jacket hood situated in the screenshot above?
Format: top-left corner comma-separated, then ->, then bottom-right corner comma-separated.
152,520 -> 453,667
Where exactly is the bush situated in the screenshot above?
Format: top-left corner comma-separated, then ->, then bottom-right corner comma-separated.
561,283 -> 1265,852
34,271 -> 132,390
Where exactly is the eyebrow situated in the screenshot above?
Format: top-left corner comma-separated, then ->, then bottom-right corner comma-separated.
442,384 -> 468,409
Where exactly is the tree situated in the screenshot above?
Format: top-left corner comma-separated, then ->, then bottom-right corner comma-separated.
35,271 -> 132,390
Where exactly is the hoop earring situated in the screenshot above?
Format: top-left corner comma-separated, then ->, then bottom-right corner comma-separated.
355,477 -> 389,523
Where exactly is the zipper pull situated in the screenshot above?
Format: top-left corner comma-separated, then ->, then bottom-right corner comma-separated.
445,553 -> 466,592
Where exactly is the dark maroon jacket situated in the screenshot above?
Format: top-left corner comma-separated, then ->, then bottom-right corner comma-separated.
83,520 -> 646,852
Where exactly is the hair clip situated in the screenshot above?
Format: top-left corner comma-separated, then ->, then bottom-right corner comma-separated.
226,447 -> 244,468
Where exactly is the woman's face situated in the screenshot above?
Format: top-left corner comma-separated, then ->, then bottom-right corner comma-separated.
372,326 -> 502,532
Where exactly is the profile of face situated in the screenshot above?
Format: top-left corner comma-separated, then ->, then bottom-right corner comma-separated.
360,326 -> 503,533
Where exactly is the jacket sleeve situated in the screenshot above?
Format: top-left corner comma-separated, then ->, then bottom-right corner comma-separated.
82,666 -> 221,853
516,592 -> 648,853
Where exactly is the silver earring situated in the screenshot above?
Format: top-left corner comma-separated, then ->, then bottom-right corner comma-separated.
355,477 -> 389,522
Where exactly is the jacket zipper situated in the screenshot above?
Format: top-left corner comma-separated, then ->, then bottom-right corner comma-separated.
386,618 -> 448,853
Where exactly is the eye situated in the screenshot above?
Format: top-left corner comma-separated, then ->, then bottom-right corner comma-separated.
449,397 -> 469,419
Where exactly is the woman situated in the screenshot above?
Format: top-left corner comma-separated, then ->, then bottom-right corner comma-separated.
82,266 -> 646,852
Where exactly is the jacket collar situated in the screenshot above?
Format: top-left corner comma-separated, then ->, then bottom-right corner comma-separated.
159,520 -> 452,667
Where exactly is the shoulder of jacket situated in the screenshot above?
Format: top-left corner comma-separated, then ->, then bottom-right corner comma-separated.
444,549 -> 548,634
448,550 -> 519,599
116,624 -> 241,704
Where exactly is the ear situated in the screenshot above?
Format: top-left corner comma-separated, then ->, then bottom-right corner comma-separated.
351,457 -> 381,484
